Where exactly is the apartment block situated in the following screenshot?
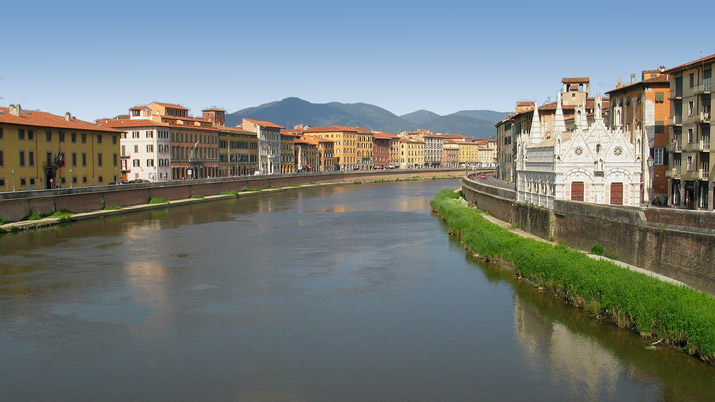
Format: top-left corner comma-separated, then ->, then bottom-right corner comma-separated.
1,105 -> 121,190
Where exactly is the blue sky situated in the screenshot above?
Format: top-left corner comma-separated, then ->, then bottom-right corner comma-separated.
2,0 -> 713,122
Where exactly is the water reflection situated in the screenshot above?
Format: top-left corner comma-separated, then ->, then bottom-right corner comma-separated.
0,180 -> 713,401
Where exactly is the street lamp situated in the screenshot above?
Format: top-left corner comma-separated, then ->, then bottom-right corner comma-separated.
12,169 -> 16,192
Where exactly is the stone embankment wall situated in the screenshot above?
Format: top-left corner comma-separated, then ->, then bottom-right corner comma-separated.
461,177 -> 715,295
0,169 -> 464,223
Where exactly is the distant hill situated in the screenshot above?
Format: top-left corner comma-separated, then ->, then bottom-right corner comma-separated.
400,109 -> 441,125
226,97 -> 508,138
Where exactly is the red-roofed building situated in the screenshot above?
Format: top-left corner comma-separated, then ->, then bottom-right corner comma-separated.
606,68 -> 671,204
663,54 -> 714,210
355,127 -> 374,170
1,105 -> 122,190
242,118 -> 284,175
304,126 -> 358,170
372,131 -> 399,168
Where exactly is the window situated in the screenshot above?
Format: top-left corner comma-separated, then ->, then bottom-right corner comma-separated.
689,73 -> 695,88
132,131 -> 139,139
20,178 -> 26,186
30,178 -> 35,186
97,153 -> 102,167
97,134 -> 102,144
0,127 -> 3,138
71,133 -> 77,143
59,132 -> 65,142
46,152 -> 52,166
83,177 -> 87,183
72,153 -> 77,166
655,92 -> 664,103
113,135 -> 118,145
0,150 -> 3,166
688,101 -> 695,116
688,128 -> 694,143
0,179 -> 4,187
73,177 -> 77,184
147,159 -> 154,167
82,153 -> 87,166
133,159 -> 140,167
81,133 -> 86,143
28,151 -> 34,167
655,121 -> 665,134
134,145 -> 138,153
686,156 -> 693,170
146,131 -> 153,138
19,129 -> 25,140
121,145 -> 126,156
28,130 -> 34,140
146,144 -> 153,152
98,176 -> 103,183
113,153 -> 118,167
46,131 -> 52,142
653,147 -> 664,165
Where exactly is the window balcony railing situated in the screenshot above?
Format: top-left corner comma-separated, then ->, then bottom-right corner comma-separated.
695,112 -> 711,123
668,167 -> 681,178
668,90 -> 683,100
666,139 -> 682,153
670,115 -> 682,125
697,169 -> 709,180
694,82 -> 712,95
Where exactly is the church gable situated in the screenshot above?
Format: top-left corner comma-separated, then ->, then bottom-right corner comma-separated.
560,130 -> 594,163
602,128 -> 638,165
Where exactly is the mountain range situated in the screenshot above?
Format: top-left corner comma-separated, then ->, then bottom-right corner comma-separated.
225,97 -> 508,138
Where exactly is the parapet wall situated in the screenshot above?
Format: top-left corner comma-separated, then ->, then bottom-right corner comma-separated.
462,178 -> 715,295
0,169 -> 464,223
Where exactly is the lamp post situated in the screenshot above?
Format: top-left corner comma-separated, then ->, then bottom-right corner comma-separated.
12,169 -> 16,192
69,168 -> 73,188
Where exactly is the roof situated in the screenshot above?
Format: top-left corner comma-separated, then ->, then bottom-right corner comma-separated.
529,132 -> 573,149
202,107 -> 225,112
243,118 -> 284,129
606,74 -> 670,95
98,118 -> 169,128
562,77 -> 590,83
664,53 -> 715,73
304,125 -> 358,133
0,107 -> 123,133
372,131 -> 398,139
219,126 -> 255,135
151,102 -> 188,110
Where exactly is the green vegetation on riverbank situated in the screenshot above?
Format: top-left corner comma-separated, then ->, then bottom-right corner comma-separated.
430,189 -> 715,364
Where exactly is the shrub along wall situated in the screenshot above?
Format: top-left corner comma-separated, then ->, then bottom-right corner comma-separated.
461,178 -> 715,295
431,189 -> 715,365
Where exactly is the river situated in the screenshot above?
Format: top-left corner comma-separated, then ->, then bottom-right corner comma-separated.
0,180 -> 713,401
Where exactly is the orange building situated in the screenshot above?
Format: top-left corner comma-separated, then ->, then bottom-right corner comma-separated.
606,68 -> 671,202
304,126 -> 358,170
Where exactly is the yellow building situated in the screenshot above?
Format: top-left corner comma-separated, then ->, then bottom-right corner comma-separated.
457,141 -> 480,168
399,138 -> 424,169
1,105 -> 121,191
355,127 -> 374,170
304,126 -> 358,170
281,132 -> 296,174
218,127 -> 258,176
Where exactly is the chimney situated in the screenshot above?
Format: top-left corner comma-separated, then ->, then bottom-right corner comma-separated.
9,104 -> 21,116
631,73 -> 636,84
65,112 -> 71,121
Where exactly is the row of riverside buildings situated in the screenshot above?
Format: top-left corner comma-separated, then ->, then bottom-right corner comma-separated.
495,53 -> 714,211
0,102 -> 497,192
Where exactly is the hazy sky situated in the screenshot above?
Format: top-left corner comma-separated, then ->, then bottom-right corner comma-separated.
2,0 -> 713,122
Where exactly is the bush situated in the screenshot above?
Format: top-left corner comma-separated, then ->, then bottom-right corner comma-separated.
431,189 -> 715,364
591,243 -> 604,256
220,190 -> 239,196
103,205 -> 122,210
190,195 -> 204,199
148,197 -> 168,204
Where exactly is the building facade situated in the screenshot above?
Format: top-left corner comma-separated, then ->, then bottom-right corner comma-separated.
516,95 -> 641,208
664,54 -> 713,210
242,118 -> 284,175
1,105 -> 121,191
218,127 -> 258,176
304,126 -> 358,170
398,138 -> 424,169
606,68 -> 670,204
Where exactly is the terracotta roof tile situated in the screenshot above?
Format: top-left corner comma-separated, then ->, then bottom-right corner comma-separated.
664,53 -> 715,73
0,107 -> 122,133
243,118 -> 284,129
98,118 -> 169,128
562,77 -> 590,83
305,125 -> 358,133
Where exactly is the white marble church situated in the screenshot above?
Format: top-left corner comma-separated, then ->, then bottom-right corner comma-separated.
515,94 -> 642,208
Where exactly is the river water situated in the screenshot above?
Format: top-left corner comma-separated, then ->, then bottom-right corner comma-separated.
0,180 -> 713,401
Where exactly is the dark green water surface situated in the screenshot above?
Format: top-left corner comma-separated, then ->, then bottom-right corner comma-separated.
1,180 -> 713,401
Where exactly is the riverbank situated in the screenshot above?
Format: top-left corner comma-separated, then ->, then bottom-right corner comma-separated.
431,189 -> 715,364
0,176 -> 455,234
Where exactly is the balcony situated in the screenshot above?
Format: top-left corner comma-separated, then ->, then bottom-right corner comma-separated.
694,112 -> 711,124
668,90 -> 683,100
668,167 -> 681,178
696,169 -> 710,180
669,115 -> 682,126
694,82 -> 712,95
666,139 -> 682,153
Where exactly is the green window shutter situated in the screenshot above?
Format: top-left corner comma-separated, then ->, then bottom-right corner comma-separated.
655,121 -> 665,134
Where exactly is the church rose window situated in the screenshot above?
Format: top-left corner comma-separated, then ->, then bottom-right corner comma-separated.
575,147 -> 583,156
614,146 -> 623,156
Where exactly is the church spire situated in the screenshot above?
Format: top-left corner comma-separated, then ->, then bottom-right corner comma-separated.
552,92 -> 567,134
529,101 -> 542,144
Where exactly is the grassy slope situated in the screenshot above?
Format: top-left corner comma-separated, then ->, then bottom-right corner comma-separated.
431,189 -> 715,364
